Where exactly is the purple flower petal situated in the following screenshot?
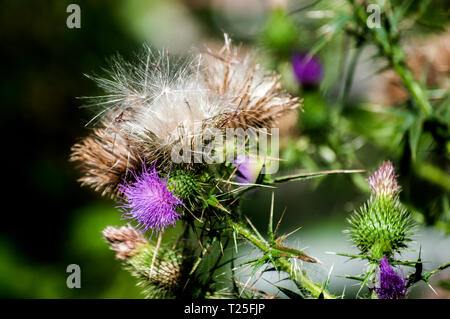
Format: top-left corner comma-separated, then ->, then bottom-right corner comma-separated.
367,161 -> 401,197
118,164 -> 182,235
232,155 -> 260,184
375,256 -> 407,299
291,52 -> 323,85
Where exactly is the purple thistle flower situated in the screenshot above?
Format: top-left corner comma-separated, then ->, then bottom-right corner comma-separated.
375,256 -> 407,299
232,155 -> 261,184
118,164 -> 182,235
291,52 -> 323,85
367,161 -> 401,197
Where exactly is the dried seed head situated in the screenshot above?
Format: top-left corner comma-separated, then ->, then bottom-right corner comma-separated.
71,35 -> 301,195
202,34 -> 301,129
102,225 -> 147,260
70,125 -> 141,198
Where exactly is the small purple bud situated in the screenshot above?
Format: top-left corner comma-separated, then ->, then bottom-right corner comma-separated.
367,161 -> 401,197
375,256 -> 407,299
232,155 -> 261,184
291,52 -> 323,85
118,164 -> 182,235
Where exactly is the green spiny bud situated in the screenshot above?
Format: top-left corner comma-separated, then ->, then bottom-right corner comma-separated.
167,169 -> 207,210
128,244 -> 184,299
103,225 -> 184,298
168,170 -> 200,198
346,161 -> 415,260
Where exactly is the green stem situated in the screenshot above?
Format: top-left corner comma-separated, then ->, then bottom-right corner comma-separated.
236,169 -> 365,197
339,43 -> 363,112
272,169 -> 365,184
228,219 -> 337,299
391,61 -> 432,116
348,0 -> 432,116
422,262 -> 450,281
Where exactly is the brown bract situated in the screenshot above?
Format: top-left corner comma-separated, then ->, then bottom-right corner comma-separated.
102,225 -> 147,260
70,125 -> 141,198
202,35 -> 301,129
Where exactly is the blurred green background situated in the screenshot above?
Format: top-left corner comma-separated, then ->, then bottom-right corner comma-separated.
1,0 -> 449,298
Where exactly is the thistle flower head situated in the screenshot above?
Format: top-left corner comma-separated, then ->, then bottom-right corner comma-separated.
347,161 -> 414,259
93,48 -> 228,168
118,164 -> 183,235
375,256 -> 407,299
102,225 -> 147,260
291,52 -> 323,85
367,161 -> 401,198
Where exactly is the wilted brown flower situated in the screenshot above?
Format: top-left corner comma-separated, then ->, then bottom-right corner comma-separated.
202,34 -> 301,129
70,125 -> 141,198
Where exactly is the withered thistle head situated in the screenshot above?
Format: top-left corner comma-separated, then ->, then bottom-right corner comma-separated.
102,225 -> 147,260
70,125 -> 140,198
103,225 -> 184,298
70,34 -> 299,197
202,34 -> 301,129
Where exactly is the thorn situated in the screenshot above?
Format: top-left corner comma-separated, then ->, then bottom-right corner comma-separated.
277,226 -> 302,242
268,192 -> 275,241
274,207 -> 287,239
245,216 -> 265,242
426,281 -> 438,295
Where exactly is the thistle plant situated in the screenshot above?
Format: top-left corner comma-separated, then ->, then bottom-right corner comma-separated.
70,32 -> 448,299
278,0 -> 450,232
70,34 -> 366,299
